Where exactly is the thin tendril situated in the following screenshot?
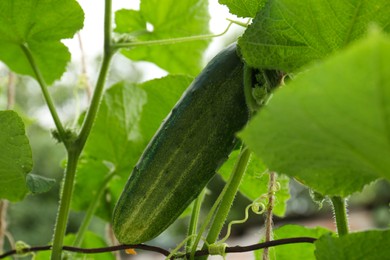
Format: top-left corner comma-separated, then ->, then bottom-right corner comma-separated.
113,22 -> 233,49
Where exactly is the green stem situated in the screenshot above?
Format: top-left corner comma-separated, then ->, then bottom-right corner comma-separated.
50,150 -> 79,259
76,50 -> 114,149
330,196 -> 349,236
190,179 -> 228,259
20,44 -> 67,146
72,171 -> 117,248
226,18 -> 250,28
190,146 -> 251,259
51,0 -> 114,258
263,172 -> 276,260
77,0 -> 114,150
112,22 -> 232,50
202,147 -> 251,257
186,189 -> 206,252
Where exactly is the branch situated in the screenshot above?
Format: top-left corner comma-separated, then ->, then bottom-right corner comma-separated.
263,172 -> 276,260
0,237 -> 317,259
112,22 -> 233,50
20,44 -> 67,146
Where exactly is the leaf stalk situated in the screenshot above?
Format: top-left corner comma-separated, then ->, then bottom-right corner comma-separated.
330,196 -> 349,236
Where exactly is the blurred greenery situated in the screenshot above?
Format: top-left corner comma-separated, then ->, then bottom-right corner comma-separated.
1,54 -> 144,251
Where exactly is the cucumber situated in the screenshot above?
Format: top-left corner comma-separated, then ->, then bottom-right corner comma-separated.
113,44 -> 249,244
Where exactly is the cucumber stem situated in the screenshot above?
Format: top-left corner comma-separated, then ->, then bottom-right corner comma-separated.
204,147 -> 251,244
186,189 -> 206,252
190,178 -> 229,259
330,196 -> 349,236
191,146 -> 251,260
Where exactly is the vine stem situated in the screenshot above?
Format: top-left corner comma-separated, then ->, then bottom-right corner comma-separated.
51,150 -> 79,259
50,0 -> 114,258
0,237 -> 317,259
330,196 -> 349,236
20,44 -> 68,147
192,146 -> 251,260
186,189 -> 206,252
112,22 -> 233,50
263,172 -> 276,260
76,0 -> 115,150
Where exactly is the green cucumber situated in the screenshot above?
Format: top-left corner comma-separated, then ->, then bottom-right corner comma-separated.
113,44 -> 249,244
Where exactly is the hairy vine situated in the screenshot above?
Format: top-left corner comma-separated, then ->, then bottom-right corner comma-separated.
0,237 -> 317,259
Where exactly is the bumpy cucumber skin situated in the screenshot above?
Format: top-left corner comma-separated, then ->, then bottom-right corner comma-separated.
113,44 -> 249,244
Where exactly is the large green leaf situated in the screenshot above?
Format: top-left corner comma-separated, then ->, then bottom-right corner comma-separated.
219,151 -> 290,216
219,0 -> 266,18
72,75 -> 192,220
256,225 -> 331,260
0,0 -> 84,84
315,230 -> 390,260
240,31 -> 390,196
239,0 -> 390,71
115,0 -> 210,75
0,110 -> 32,201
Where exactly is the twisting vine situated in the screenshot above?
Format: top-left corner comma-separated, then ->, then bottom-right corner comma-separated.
0,237 -> 317,259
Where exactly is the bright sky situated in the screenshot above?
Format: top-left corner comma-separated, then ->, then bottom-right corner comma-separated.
65,0 -> 241,70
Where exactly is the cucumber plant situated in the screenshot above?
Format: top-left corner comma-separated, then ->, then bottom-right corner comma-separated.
0,0 -> 390,260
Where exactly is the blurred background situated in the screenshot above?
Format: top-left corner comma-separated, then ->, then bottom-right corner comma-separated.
0,0 -> 389,259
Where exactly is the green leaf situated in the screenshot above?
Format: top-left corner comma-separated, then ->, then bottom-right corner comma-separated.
315,230 -> 390,260
256,225 -> 331,260
219,0 -> 266,18
115,9 -> 146,34
239,31 -> 390,196
0,0 -> 84,84
26,174 -> 55,194
219,151 -> 290,216
238,0 -> 390,71
115,0 -> 210,75
72,159 -> 113,220
139,75 -> 193,139
72,75 -> 192,220
0,110 -> 32,201
82,82 -> 147,171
